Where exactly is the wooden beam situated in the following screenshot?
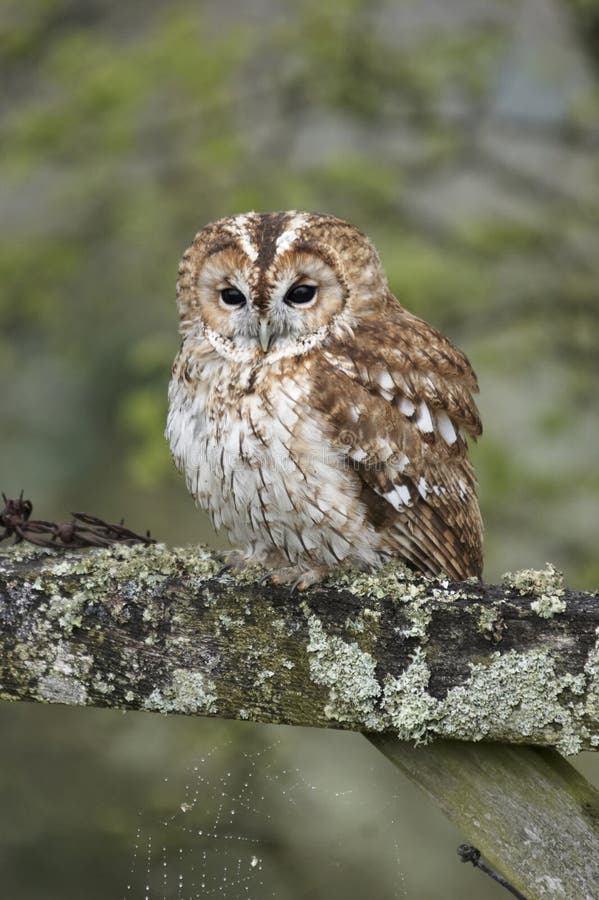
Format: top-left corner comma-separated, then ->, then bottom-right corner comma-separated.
1,542 -> 598,752
2,541 -> 599,898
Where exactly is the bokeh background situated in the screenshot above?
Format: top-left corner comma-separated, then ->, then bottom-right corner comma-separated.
1,0 -> 598,897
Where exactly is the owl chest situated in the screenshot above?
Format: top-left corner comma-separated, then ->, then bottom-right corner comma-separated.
191,370 -> 355,560
175,373 -> 290,520
190,374 -> 318,536
168,357 -> 380,565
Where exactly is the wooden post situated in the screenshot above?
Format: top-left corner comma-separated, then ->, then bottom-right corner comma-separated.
370,737 -> 599,900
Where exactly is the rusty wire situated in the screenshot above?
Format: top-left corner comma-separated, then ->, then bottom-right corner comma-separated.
0,492 -> 156,549
457,844 -> 528,899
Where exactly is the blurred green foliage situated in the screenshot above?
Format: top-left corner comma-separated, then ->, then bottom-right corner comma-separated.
1,1 -> 599,897
2,0 -> 598,586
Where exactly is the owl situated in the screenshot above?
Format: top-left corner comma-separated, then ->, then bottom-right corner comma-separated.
166,211 -> 483,589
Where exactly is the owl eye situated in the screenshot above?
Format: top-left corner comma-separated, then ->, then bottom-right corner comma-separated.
220,287 -> 246,307
284,284 -> 317,306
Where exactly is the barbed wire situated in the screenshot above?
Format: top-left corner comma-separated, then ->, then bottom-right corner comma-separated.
0,492 -> 156,549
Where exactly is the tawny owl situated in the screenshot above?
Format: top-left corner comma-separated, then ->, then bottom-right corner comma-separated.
166,211 -> 483,588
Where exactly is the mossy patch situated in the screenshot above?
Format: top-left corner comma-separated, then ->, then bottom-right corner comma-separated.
503,564 -> 566,618
305,610 -> 385,731
144,668 -> 218,715
502,563 -> 564,596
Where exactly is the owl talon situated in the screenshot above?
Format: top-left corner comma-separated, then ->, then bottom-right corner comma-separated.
290,570 -> 328,591
214,550 -> 273,579
266,565 -> 331,592
258,572 -> 274,585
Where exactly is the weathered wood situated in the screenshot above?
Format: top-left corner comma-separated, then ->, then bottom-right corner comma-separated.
1,542 -> 598,752
2,541 -> 599,897
370,737 -> 599,900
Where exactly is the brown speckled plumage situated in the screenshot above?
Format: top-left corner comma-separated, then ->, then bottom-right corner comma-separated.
167,211 -> 483,587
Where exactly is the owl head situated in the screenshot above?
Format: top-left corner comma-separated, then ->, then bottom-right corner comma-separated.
176,211 -> 389,358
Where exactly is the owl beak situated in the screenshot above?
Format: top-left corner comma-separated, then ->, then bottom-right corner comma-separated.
259,318 -> 273,353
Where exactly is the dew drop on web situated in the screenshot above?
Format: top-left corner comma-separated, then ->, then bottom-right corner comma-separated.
122,737 -> 407,898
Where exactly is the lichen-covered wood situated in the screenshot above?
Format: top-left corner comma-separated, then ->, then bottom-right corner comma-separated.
371,737 -> 599,900
1,542 -> 598,753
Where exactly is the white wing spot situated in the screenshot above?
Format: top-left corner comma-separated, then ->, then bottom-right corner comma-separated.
383,490 -> 402,511
417,477 -> 428,500
397,484 -> 411,505
383,485 -> 410,511
378,371 -> 395,392
398,397 -> 415,417
437,410 -> 457,444
416,402 -> 434,433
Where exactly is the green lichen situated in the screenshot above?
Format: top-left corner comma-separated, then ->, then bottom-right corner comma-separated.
255,669 -> 275,686
530,595 -> 567,618
400,583 -> 432,639
0,543 -> 55,567
502,564 -> 566,619
345,563 -> 472,642
304,599 -> 594,754
46,591 -> 87,633
92,675 -> 115,695
36,647 -> 94,706
305,611 -> 385,731
345,563 -> 437,640
218,562 -> 265,586
297,564 -> 596,752
38,673 -> 88,705
503,564 -> 565,604
144,668 -> 218,715
3,543 -> 219,636
382,648 -> 438,742
1,543 -> 222,716
479,604 -> 501,633
345,560 -> 416,600
336,606 -> 382,655
49,542 -> 218,607
477,604 -> 507,642
436,650 -> 586,755
585,628 -> 599,746
345,615 -> 366,634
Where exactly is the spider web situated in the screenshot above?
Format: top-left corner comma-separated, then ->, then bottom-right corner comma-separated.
122,738 -> 407,900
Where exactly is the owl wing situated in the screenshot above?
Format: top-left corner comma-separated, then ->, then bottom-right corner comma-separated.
311,303 -> 483,579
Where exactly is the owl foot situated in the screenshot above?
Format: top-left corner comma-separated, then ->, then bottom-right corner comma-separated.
215,550 -> 267,577
268,564 -> 332,593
